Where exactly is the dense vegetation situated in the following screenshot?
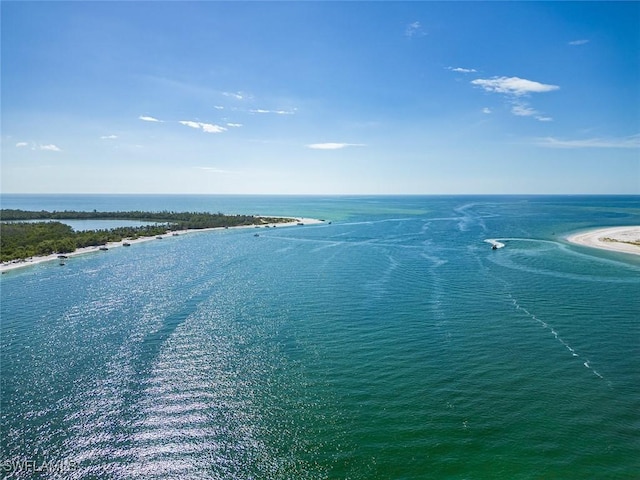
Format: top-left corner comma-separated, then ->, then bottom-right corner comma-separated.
0,210 -> 294,262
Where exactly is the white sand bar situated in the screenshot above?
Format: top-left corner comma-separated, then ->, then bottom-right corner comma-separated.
566,226 -> 640,256
1,216 -> 325,273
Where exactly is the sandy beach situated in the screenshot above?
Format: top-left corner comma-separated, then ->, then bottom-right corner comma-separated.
566,226 -> 640,256
0,217 -> 324,273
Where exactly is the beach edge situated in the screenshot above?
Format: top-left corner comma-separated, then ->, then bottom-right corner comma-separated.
1,217 -> 325,273
566,226 -> 640,256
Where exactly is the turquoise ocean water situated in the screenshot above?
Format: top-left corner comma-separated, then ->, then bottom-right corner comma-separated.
1,195 -> 639,479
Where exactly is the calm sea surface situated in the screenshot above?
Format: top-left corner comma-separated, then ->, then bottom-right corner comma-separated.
1,195 -> 639,479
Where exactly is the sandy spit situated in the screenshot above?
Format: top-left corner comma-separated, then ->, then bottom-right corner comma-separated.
566,226 -> 640,256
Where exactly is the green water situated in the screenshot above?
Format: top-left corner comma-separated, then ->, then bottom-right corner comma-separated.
1,195 -> 639,478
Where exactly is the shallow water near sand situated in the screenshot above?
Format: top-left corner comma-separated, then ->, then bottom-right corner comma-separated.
1,195 -> 639,479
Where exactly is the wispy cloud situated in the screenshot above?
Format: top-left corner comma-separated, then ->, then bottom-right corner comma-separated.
196,167 -> 241,174
482,107 -> 492,114
250,108 -> 295,115
226,123 -> 243,128
214,105 -> 225,110
306,143 -> 366,150
179,120 -> 227,133
536,134 -> 640,149
223,91 -> 249,100
511,103 -> 538,117
100,135 -> 118,140
139,115 -> 162,122
569,39 -> 589,46
471,76 -> 558,121
40,144 -> 62,152
511,101 -> 553,122
405,21 -> 426,37
448,66 -> 477,73
15,142 -> 60,151
471,76 -> 559,96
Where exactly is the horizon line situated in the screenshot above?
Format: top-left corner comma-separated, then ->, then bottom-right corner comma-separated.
1,192 -> 638,197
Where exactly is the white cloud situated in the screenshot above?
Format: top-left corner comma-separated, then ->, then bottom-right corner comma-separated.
569,39 -> 589,46
16,142 -> 28,147
537,134 -> 640,149
511,104 -> 538,117
250,108 -> 295,115
471,76 -> 558,120
196,167 -> 240,174
448,67 -> 477,73
139,115 -> 162,122
223,91 -> 248,100
226,123 -> 243,128
179,120 -> 227,133
405,21 -> 426,37
40,144 -> 62,152
214,105 -> 225,110
511,102 -> 553,121
482,107 -> 492,114
200,124 -> 226,133
101,135 -> 118,140
471,76 -> 559,96
306,143 -> 366,150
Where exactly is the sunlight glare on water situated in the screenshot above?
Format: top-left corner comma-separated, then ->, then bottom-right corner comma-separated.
1,195 -> 639,479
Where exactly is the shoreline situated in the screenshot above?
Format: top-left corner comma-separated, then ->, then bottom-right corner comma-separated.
566,226 -> 640,256
1,217 -> 324,273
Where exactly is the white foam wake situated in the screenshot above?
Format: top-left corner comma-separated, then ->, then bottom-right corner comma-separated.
507,292 -> 604,380
484,239 -> 505,249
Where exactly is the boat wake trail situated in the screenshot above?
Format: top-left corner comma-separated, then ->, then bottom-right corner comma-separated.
454,203 -> 489,233
484,239 -> 505,249
506,292 -> 604,380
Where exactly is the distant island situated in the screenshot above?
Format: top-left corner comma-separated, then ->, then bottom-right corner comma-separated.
0,209 -> 296,263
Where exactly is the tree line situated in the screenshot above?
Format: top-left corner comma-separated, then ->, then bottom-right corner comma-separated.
0,210 -> 294,262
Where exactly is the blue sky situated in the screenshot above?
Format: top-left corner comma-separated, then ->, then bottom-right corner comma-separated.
2,1 -> 639,194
